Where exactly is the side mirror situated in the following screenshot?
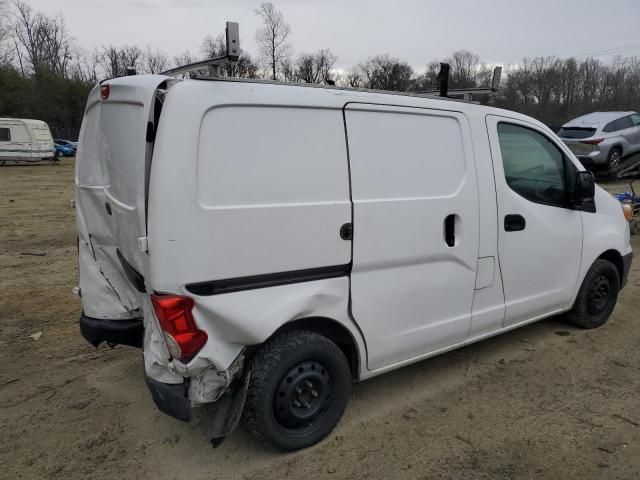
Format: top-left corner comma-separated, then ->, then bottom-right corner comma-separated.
573,170 -> 596,213
575,171 -> 595,201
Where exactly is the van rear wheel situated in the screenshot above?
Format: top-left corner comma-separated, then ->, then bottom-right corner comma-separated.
243,330 -> 351,451
565,259 -> 620,329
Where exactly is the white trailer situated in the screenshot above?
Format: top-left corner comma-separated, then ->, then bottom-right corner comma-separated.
0,118 -> 55,164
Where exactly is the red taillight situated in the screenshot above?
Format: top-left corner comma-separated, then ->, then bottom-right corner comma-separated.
150,294 -> 207,362
100,84 -> 110,100
579,138 -> 604,145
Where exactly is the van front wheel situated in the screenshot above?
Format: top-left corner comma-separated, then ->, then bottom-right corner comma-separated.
565,259 -> 620,329
243,330 -> 351,451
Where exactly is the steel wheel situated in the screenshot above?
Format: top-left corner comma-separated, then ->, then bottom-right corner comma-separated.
273,360 -> 333,432
244,330 -> 352,450
586,274 -> 611,315
565,259 -> 620,329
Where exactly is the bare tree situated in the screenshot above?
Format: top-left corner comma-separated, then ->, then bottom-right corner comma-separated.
120,45 -> 142,72
97,45 -> 122,78
294,48 -> 337,84
358,54 -> 413,91
68,47 -> 99,83
200,33 -> 226,59
447,50 -> 491,88
96,44 -> 143,78
143,46 -> 168,74
13,0 -> 73,76
342,70 -> 362,88
0,0 -> 13,66
254,2 -> 291,80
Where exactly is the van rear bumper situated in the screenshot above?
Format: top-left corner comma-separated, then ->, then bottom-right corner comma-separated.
79,314 -> 144,348
145,375 -> 192,422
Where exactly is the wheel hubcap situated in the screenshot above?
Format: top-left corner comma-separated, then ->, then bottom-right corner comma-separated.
587,274 -> 611,315
274,360 -> 332,430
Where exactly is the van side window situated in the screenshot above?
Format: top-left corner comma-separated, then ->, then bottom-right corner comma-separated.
0,128 -> 10,141
497,123 -> 567,207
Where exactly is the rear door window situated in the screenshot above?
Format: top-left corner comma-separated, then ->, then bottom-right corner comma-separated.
630,114 -> 640,127
0,128 -> 10,141
558,127 -> 596,139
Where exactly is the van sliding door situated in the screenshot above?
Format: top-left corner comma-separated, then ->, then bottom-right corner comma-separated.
344,103 -> 480,371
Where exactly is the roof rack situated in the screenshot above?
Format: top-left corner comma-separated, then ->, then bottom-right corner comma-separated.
161,22 -> 240,77
162,21 -> 499,105
417,64 -> 503,102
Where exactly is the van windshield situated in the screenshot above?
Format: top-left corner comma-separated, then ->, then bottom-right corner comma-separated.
557,127 -> 596,139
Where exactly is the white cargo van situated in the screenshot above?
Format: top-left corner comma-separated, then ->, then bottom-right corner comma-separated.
75,75 -> 632,451
0,118 -> 55,164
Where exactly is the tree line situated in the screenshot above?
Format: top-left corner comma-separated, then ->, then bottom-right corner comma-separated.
0,0 -> 639,131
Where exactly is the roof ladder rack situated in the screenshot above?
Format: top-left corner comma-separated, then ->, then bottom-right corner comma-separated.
161,22 -> 240,77
418,64 -> 502,102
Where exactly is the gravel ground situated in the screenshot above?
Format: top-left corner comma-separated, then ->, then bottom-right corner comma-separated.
1,160 -> 639,480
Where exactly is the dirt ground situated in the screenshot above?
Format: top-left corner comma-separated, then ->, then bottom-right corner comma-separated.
1,160 -> 640,480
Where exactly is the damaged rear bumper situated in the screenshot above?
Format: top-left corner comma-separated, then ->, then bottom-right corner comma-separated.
145,371 -> 251,439
145,375 -> 192,422
79,313 -> 144,348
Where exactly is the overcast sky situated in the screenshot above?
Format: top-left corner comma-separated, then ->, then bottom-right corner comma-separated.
27,0 -> 640,70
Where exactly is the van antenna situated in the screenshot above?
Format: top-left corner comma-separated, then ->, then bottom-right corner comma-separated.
161,21 -> 240,77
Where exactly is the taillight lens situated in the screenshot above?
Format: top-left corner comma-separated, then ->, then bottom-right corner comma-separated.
100,84 -> 110,100
579,138 -> 604,145
150,294 -> 207,362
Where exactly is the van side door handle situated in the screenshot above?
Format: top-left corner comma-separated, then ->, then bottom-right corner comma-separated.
504,214 -> 526,232
444,214 -> 456,247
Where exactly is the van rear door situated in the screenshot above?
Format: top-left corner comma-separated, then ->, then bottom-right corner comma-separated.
76,75 -> 169,319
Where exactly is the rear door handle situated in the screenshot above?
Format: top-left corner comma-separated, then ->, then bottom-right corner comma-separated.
504,214 -> 526,232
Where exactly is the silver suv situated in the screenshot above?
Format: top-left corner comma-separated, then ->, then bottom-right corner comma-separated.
558,111 -> 640,172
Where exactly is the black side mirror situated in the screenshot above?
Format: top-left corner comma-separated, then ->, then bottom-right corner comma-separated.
573,170 -> 596,212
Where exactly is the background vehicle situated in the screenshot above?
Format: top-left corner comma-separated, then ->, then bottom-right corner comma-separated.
76,75 -> 632,452
54,139 -> 77,155
54,142 -> 74,157
558,111 -> 640,173
0,117 -> 55,164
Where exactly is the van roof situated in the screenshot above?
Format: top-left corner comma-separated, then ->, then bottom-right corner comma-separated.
99,74 -> 551,135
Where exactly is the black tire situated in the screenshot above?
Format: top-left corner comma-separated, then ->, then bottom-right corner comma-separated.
565,259 -> 620,329
243,330 -> 352,451
607,147 -> 622,174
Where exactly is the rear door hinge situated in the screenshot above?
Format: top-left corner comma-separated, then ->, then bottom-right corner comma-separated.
138,236 -> 149,253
